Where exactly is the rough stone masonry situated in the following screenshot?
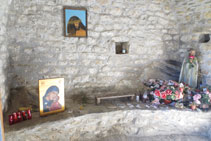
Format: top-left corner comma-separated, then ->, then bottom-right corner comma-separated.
0,0 -> 10,110
0,0 -> 210,109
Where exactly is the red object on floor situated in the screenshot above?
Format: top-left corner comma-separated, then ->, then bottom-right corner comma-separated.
17,112 -> 23,122
9,115 -> 14,125
164,100 -> 171,104
27,109 -> 32,120
22,111 -> 27,120
13,112 -> 18,123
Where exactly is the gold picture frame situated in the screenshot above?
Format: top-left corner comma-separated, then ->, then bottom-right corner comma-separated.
39,78 -> 65,116
0,99 -> 5,141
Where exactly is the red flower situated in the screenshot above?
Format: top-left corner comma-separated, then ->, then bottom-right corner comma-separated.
160,85 -> 166,90
179,88 -> 184,93
154,90 -> 161,97
165,89 -> 172,95
175,91 -> 183,99
189,55 -> 195,59
161,92 -> 167,99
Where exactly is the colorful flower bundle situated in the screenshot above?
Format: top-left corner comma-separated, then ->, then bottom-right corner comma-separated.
144,79 -> 211,110
192,88 -> 211,108
144,79 -> 186,101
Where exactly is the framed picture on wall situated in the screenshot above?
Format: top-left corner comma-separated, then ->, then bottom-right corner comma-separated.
64,7 -> 87,37
0,99 -> 5,141
39,78 -> 65,116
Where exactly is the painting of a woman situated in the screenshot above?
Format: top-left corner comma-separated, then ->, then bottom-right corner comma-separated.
39,78 -> 64,116
43,86 -> 62,113
179,49 -> 199,88
64,7 -> 87,37
67,16 -> 86,37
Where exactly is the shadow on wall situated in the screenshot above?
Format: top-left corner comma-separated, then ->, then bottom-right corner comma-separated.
143,60 -> 181,82
198,34 -> 211,86
199,34 -> 210,43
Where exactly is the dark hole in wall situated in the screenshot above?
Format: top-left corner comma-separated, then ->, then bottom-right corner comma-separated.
115,42 -> 129,54
199,34 -> 210,43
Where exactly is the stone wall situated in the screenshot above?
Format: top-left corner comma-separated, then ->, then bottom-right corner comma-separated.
0,0 -> 10,110
175,0 -> 211,86
6,0 -> 179,97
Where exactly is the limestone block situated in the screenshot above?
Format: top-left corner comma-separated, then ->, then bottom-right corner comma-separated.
134,60 -> 145,65
148,4 -> 161,11
73,75 -> 90,83
96,0 -> 109,5
163,34 -> 172,40
155,12 -> 165,18
99,15 -> 112,23
101,31 -> 114,37
23,49 -> 33,54
94,25 -> 104,32
102,66 -> 110,72
112,24 -> 123,30
148,16 -> 158,22
92,47 -> 107,53
168,29 -> 178,34
180,35 -> 192,42
0,26 -> 6,35
173,35 -> 179,40
108,7 -> 122,16
112,37 -> 129,42
90,5 -> 102,13
88,68 -> 98,74
204,12 -> 211,19
158,18 -> 169,25
87,37 -> 97,46
65,68 -> 78,74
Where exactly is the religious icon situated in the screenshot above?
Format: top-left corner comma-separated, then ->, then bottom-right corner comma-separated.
64,7 -> 87,37
39,78 -> 65,116
179,49 -> 198,88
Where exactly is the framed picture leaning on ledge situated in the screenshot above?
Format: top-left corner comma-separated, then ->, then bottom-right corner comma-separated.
39,78 -> 65,116
64,7 -> 87,37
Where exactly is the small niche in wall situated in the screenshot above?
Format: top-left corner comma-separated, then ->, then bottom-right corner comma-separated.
199,34 -> 210,43
115,42 -> 129,54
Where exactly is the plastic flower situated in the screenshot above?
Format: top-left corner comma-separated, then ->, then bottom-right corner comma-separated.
175,90 -> 181,99
193,94 -> 201,101
195,100 -> 201,105
152,98 -> 160,105
165,89 -> 172,95
189,55 -> 195,59
154,90 -> 161,97
160,85 -> 166,90
179,87 -> 184,93
179,83 -> 184,88
161,92 -> 167,99
179,92 -> 184,99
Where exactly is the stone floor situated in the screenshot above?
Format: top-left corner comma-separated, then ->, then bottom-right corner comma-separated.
4,98 -> 157,132
5,109 -> 211,141
4,97 -> 211,141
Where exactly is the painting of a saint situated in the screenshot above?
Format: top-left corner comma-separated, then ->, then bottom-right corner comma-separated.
39,78 -> 65,116
64,7 -> 87,37
43,86 -> 62,113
